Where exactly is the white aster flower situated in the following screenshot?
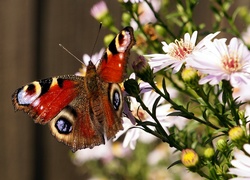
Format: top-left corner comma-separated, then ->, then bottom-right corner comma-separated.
228,144 -> 250,179
189,37 -> 250,87
147,31 -> 219,73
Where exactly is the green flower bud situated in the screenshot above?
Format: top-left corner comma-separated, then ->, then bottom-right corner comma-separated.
155,25 -> 167,37
124,79 -> 140,97
122,13 -> 131,24
216,139 -> 227,152
204,147 -> 215,159
181,67 -> 198,87
132,55 -> 154,83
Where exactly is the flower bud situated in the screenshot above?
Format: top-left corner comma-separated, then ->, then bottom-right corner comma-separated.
181,149 -> 199,168
124,79 -> 140,97
229,126 -> 245,142
216,139 -> 227,152
155,24 -> 167,37
132,55 -> 153,83
181,67 -> 198,86
204,147 -> 214,159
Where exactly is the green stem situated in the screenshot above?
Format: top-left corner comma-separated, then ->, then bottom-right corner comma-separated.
144,0 -> 177,40
135,95 -> 184,151
149,80 -> 220,130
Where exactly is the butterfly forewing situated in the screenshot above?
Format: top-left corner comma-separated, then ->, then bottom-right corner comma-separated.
97,26 -> 135,83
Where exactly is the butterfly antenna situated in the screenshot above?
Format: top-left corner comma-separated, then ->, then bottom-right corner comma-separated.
90,23 -> 103,57
59,44 -> 84,65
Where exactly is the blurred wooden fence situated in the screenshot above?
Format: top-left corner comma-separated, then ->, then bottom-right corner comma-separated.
0,0 -> 121,179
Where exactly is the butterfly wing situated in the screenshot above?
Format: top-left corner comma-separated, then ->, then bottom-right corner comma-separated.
97,26 -> 135,83
12,76 -> 81,124
12,75 -> 101,151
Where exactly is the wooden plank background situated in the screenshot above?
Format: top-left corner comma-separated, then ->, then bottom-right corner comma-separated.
0,0 -> 248,180
0,0 -> 121,179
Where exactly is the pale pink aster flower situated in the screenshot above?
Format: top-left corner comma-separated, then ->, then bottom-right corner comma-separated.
90,1 -> 108,20
115,90 -> 187,150
189,38 -> 250,87
75,48 -> 105,76
228,144 -> 250,179
147,31 -> 219,73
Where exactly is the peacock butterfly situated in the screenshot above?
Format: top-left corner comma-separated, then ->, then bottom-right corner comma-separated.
12,26 -> 135,152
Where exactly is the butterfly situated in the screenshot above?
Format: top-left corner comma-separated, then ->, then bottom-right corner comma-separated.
12,26 -> 135,152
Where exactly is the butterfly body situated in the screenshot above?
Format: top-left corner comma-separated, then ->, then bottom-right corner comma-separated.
12,27 -> 135,152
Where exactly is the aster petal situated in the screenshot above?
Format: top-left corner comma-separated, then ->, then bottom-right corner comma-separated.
171,61 -> 185,73
190,51 -> 222,73
162,41 -> 170,53
199,74 -> 229,85
228,38 -> 241,53
184,32 -> 191,42
82,54 -> 91,65
237,147 -> 250,163
231,159 -> 250,171
123,128 -> 140,149
229,144 -> 250,179
230,72 -> 250,87
114,117 -> 134,141
195,31 -> 220,49
229,167 -> 250,178
190,31 -> 198,45
244,144 -> 250,154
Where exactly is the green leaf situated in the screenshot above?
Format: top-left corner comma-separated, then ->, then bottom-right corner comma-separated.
167,160 -> 182,169
152,95 -> 162,115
